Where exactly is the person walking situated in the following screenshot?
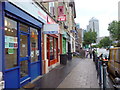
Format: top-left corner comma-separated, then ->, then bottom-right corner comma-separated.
85,49 -> 89,58
89,48 -> 92,59
92,49 -> 96,61
79,48 -> 85,58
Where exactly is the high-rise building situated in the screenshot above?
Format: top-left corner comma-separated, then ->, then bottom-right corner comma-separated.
87,17 -> 99,43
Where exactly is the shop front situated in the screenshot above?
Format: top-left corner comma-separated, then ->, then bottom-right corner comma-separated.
47,34 -> 58,66
43,19 -> 59,71
0,1 -> 46,88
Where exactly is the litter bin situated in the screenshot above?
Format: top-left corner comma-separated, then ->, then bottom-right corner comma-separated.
60,54 -> 68,65
68,52 -> 72,60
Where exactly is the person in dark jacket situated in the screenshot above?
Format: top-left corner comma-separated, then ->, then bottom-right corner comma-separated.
92,49 -> 95,61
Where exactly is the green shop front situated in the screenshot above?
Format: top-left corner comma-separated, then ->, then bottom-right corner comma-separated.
60,31 -> 67,65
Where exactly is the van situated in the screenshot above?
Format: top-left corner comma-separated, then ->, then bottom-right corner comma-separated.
107,47 -> 120,81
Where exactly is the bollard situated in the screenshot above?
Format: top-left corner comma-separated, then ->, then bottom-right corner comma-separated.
99,60 -> 102,87
103,63 -> 107,90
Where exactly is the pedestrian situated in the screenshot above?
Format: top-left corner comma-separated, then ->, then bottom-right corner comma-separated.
85,49 -> 89,58
89,48 -> 92,59
79,48 -> 85,58
92,49 -> 95,60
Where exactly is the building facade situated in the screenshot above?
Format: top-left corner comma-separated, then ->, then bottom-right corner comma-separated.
0,0 -> 76,88
40,0 -> 76,73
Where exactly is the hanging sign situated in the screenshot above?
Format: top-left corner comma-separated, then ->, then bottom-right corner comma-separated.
43,24 -> 59,34
58,15 -> 66,21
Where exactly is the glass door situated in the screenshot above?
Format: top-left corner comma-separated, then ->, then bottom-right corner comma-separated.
19,23 -> 30,84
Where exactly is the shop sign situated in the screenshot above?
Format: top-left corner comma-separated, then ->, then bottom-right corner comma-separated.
58,15 -> 66,21
43,24 -> 59,34
58,6 -> 64,16
8,0 -> 47,23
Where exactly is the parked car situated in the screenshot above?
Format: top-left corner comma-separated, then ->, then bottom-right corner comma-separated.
107,47 -> 120,84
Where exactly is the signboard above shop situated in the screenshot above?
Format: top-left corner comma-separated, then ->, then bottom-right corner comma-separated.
8,0 -> 47,23
43,24 -> 59,34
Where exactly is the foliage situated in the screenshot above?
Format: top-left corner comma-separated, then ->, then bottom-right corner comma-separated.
83,31 -> 97,45
108,21 -> 120,46
99,37 -> 112,48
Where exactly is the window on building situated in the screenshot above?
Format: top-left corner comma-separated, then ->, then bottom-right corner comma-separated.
50,36 -> 54,60
49,36 -> 57,60
54,38 -> 57,59
20,23 -> 28,33
49,2 -> 55,16
30,27 -> 39,62
5,17 -> 18,69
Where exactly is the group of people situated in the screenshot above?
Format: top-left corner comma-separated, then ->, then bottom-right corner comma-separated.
85,48 -> 97,59
78,48 -> 98,59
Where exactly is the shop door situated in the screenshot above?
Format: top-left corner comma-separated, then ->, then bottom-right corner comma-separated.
47,36 -> 58,66
19,24 -> 30,86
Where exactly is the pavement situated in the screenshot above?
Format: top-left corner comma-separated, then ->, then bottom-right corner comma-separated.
33,57 -> 82,88
58,58 -> 99,88
22,57 -> 100,89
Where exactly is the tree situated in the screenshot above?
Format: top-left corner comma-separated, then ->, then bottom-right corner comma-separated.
99,37 -> 112,48
108,21 -> 120,46
83,31 -> 97,46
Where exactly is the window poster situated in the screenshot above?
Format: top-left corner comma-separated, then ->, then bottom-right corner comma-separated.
5,35 -> 18,49
8,48 -> 14,54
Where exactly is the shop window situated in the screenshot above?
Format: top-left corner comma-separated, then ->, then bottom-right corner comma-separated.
30,28 -> 39,62
54,38 -> 57,59
20,23 -> 28,33
50,37 -> 54,60
4,17 -> 18,69
49,36 -> 57,60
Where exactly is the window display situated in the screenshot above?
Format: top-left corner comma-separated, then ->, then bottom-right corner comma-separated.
30,27 -> 39,62
48,36 -> 57,60
50,37 -> 54,60
4,17 -> 17,69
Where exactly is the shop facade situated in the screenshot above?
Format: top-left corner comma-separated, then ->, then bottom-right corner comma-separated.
42,17 -> 60,73
0,1 -> 47,88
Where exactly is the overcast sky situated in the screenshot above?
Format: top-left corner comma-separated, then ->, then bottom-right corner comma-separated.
74,0 -> 119,37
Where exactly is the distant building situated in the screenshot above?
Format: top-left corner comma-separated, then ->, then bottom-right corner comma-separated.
87,17 -> 99,43
97,37 -> 105,43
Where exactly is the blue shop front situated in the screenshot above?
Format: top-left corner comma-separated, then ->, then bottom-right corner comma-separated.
0,1 -> 47,88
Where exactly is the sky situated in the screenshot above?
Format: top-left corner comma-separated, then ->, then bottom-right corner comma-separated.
74,0 -> 119,37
